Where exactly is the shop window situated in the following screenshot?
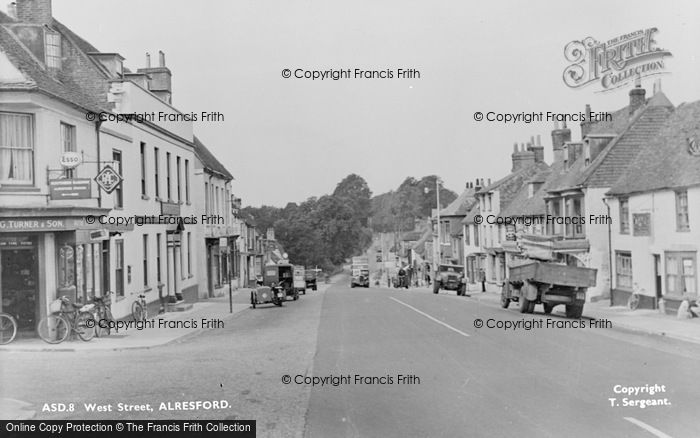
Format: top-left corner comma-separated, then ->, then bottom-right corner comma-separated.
60,122 -> 76,178
676,190 -> 690,232
666,252 -> 696,296
619,198 -> 630,234
615,252 -> 633,291
115,240 -> 124,297
58,245 -> 75,288
0,112 -> 34,184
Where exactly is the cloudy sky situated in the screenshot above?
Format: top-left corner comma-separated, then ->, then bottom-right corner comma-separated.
43,0 -> 700,206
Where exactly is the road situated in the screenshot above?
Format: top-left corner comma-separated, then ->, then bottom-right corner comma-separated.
1,276 -> 698,437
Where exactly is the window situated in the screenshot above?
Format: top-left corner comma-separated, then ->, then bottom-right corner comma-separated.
112,150 -> 123,208
205,182 -> 209,214
115,240 -> 124,297
619,198 -> 630,234
615,252 -> 633,290
528,183 -> 542,198
187,232 -> 192,276
676,190 -> 690,232
166,152 -> 171,200
176,156 -> 181,202
156,233 -> 162,283
154,147 -> 160,198
140,142 -> 147,196
566,197 -> 584,238
487,194 -> 493,211
547,199 -> 563,235
184,159 -> 190,203
666,252 -> 696,296
142,234 -> 149,287
45,31 -> 61,69
473,224 -> 479,247
60,122 -> 76,178
0,112 -> 34,184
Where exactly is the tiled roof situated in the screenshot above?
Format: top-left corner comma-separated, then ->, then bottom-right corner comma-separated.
607,99 -> 700,195
479,161 -> 550,212
193,135 -> 234,180
501,160 -> 566,217
440,187 -> 477,217
462,203 -> 480,225
0,15 -> 109,113
548,92 -> 674,192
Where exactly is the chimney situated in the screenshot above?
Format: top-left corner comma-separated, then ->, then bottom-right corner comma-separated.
15,0 -> 52,24
7,2 -> 17,18
551,120 -> 571,163
137,50 -> 173,104
580,104 -> 593,138
565,142 -> 583,168
511,141 -> 535,172
629,80 -> 646,115
531,134 -> 545,163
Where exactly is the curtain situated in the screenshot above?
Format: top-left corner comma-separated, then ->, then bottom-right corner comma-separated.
0,113 -> 33,183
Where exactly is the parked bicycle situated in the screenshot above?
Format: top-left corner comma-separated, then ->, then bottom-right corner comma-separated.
37,296 -> 95,344
132,293 -> 148,322
0,312 -> 18,345
92,291 -> 114,337
627,283 -> 644,311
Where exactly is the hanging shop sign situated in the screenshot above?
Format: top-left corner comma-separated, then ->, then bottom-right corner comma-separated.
94,165 -> 123,194
49,178 -> 92,200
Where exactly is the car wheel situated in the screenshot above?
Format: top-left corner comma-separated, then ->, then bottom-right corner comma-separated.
433,283 -> 439,294
519,293 -> 530,313
565,303 -> 583,318
543,303 -> 554,314
500,287 -> 510,309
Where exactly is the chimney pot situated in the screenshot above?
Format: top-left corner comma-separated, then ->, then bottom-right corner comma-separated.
7,2 -> 17,18
537,134 -> 541,146
629,83 -> 646,115
146,52 -> 151,68
159,50 -> 166,67
513,143 -> 518,153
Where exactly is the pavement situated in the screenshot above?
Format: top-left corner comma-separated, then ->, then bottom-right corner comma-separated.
454,282 -> 700,345
0,290 -> 253,352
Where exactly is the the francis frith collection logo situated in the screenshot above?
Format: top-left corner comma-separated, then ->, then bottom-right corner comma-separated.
563,28 -> 672,92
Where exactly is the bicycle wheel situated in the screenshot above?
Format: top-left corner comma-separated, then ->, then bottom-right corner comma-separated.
132,301 -> 145,322
76,312 -> 96,341
0,313 -> 18,345
94,308 -> 110,337
37,315 -> 69,344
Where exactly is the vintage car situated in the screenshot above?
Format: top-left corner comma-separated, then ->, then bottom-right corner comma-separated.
293,266 -> 307,295
266,263 -> 298,301
304,269 -> 320,291
433,264 -> 466,295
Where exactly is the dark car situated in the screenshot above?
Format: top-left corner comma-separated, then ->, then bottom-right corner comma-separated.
304,269 -> 319,291
433,264 -> 466,296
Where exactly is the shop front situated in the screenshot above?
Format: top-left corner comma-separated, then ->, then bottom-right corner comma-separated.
0,211 -> 131,337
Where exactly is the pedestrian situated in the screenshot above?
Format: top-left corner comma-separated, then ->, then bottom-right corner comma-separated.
689,297 -> 700,318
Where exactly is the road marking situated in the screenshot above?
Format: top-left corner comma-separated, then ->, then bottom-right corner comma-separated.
389,297 -> 470,337
623,417 -> 673,438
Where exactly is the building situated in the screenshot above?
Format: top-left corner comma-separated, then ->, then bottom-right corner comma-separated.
542,84 -> 674,301
606,99 -> 700,311
433,182 -> 478,267
193,135 -> 240,299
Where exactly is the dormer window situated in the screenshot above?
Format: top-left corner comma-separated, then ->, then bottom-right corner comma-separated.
45,30 -> 61,70
528,182 -> 543,198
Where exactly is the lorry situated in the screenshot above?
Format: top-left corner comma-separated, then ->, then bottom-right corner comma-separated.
350,256 -> 370,288
500,260 -> 597,318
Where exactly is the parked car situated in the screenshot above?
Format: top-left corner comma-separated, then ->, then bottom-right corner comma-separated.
433,264 -> 466,295
304,269 -> 320,291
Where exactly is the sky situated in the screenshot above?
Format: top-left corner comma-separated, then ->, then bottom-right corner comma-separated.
38,0 -> 700,206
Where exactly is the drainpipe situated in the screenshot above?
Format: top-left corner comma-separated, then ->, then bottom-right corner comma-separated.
95,120 -> 102,208
602,197 -> 613,307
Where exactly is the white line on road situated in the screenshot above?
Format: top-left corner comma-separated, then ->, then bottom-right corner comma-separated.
389,297 -> 470,337
623,417 -> 673,438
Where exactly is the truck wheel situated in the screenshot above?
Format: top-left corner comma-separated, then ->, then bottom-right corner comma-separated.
566,303 -> 583,318
527,302 -> 535,314
519,294 -> 531,313
500,293 -> 510,309
313,286 -> 317,291
251,292 -> 256,309
543,303 -> 554,314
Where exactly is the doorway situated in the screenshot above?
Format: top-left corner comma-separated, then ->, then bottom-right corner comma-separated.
1,247 -> 39,331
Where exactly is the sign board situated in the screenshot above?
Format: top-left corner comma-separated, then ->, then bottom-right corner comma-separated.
0,236 -> 34,247
219,237 -> 228,247
94,165 -> 122,194
90,229 -> 109,241
49,178 -> 91,200
60,151 -> 82,169
633,213 -> 651,236
161,201 -> 181,216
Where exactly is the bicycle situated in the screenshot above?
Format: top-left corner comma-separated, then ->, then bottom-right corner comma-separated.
0,312 -> 18,345
92,291 -> 114,337
627,283 -> 644,311
37,296 -> 95,344
132,293 -> 148,322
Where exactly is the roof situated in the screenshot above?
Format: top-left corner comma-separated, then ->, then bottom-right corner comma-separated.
462,202 -> 480,225
478,161 -> 550,212
440,186 -> 478,217
193,136 -> 234,180
500,160 -> 566,217
0,14 -> 109,113
411,229 -> 433,256
548,92 -> 674,192
607,99 -> 700,196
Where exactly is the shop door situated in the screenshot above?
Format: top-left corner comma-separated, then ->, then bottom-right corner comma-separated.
1,248 -> 38,331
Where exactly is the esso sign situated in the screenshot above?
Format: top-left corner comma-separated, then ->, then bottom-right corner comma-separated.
60,151 -> 82,169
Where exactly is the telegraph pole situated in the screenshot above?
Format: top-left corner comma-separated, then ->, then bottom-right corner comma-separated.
435,178 -> 441,271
